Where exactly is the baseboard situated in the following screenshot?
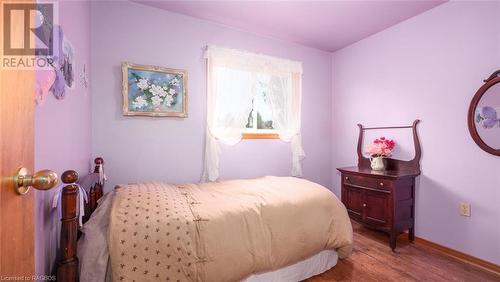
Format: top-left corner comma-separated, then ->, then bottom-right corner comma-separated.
404,235 -> 500,276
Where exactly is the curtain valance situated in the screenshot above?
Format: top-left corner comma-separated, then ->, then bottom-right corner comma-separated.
204,45 -> 303,76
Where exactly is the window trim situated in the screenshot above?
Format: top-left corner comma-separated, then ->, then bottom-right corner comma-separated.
242,127 -> 279,140
242,132 -> 279,139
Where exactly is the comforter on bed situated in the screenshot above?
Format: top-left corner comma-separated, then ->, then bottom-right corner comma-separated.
108,176 -> 352,282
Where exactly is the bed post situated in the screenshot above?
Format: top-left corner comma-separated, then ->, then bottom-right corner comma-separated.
92,157 -> 104,208
83,157 -> 105,223
57,158 -> 105,282
57,170 -> 79,282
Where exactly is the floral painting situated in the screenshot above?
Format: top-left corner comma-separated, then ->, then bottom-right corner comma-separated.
122,63 -> 187,117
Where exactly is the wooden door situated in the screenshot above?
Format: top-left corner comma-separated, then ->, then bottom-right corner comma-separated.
0,0 -> 36,276
363,189 -> 390,227
343,186 -> 363,221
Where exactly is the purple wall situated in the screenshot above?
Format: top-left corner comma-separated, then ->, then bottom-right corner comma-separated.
332,1 -> 500,264
34,0 -> 91,275
90,1 -> 333,191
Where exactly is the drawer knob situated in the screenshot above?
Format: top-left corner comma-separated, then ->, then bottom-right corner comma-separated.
345,176 -> 349,180
363,203 -> 367,207
380,182 -> 384,186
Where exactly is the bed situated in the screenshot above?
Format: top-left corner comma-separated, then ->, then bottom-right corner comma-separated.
56,159 -> 353,282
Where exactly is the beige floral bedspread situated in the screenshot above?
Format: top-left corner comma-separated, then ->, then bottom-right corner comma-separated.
108,176 -> 353,282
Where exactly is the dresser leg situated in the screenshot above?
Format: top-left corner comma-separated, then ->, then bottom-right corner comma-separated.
390,231 -> 397,251
409,227 -> 415,242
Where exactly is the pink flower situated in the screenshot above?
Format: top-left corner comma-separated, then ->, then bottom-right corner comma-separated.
365,137 -> 396,157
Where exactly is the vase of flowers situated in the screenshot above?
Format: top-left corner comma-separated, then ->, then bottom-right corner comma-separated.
366,137 -> 395,171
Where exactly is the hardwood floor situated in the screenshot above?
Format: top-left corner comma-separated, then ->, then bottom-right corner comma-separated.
306,221 -> 500,282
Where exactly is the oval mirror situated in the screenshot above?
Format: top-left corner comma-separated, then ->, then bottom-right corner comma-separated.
468,71 -> 500,156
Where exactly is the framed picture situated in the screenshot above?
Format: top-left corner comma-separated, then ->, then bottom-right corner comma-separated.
122,62 -> 188,117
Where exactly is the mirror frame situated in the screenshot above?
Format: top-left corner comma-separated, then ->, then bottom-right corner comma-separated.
467,71 -> 500,156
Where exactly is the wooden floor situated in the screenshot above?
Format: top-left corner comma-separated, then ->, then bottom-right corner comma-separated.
306,222 -> 500,282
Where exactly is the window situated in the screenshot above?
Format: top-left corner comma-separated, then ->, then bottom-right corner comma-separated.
243,74 -> 279,139
203,46 -> 305,181
246,78 -> 275,130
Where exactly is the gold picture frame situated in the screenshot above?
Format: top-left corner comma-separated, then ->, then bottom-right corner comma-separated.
122,62 -> 188,117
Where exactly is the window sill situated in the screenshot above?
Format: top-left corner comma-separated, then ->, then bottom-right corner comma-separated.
242,133 -> 279,139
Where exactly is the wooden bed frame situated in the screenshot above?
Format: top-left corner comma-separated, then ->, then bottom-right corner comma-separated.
57,157 -> 105,282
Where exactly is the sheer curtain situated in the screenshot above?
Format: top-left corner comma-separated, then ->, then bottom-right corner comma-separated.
202,46 -> 304,181
267,73 -> 305,176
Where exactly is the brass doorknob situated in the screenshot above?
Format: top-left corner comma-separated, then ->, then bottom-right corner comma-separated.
14,167 -> 58,195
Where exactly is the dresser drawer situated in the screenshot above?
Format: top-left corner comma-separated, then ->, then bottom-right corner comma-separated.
342,174 -> 392,191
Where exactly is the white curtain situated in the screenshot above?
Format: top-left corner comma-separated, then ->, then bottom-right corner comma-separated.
267,73 -> 305,176
202,46 -> 304,181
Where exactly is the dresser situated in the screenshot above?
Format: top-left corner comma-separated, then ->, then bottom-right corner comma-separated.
338,120 -> 422,251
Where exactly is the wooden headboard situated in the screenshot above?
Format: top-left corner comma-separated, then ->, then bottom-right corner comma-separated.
57,157 -> 105,282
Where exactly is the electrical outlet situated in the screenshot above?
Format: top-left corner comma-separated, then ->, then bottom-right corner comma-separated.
459,202 -> 471,217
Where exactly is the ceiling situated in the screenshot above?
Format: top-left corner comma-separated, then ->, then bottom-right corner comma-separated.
134,1 -> 446,52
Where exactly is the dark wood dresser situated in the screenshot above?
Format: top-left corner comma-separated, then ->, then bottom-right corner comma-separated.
337,120 -> 422,251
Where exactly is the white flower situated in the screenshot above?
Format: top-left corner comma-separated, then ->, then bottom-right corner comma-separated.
164,94 -> 174,107
171,78 -> 179,86
150,84 -> 164,96
168,88 -> 176,95
137,78 -> 149,90
150,84 -> 168,97
151,95 -> 163,106
158,88 -> 167,97
132,96 -> 148,109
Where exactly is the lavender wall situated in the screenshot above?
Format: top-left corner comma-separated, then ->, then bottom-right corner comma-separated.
90,1 -> 332,191
34,0 -> 91,275
332,1 -> 500,264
